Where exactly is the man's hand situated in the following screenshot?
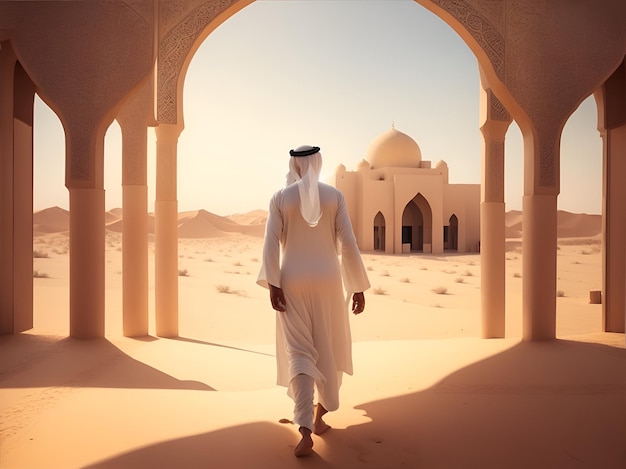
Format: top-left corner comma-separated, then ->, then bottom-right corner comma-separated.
352,292 -> 365,315
269,284 -> 286,312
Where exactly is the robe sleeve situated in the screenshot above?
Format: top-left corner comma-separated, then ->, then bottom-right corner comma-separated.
335,191 -> 370,293
257,192 -> 283,289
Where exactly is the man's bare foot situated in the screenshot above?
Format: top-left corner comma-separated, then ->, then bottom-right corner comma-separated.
314,404 -> 331,435
294,427 -> 313,457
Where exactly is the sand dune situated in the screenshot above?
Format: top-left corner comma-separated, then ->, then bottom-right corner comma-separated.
35,207 -> 266,238
177,209 -> 265,238
504,209 -> 601,239
32,206 -> 70,234
34,207 -> 600,240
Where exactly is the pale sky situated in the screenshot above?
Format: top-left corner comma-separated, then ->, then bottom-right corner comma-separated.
33,0 -> 602,216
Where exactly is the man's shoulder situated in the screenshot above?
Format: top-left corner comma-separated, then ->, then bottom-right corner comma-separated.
319,182 -> 344,199
318,181 -> 341,194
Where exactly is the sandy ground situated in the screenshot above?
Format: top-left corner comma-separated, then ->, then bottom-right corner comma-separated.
1,212 -> 625,468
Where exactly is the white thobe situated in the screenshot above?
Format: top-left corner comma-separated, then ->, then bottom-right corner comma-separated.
257,182 -> 370,411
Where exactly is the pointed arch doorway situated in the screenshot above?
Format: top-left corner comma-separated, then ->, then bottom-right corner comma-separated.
445,214 -> 458,251
373,211 -> 386,251
401,194 -> 432,253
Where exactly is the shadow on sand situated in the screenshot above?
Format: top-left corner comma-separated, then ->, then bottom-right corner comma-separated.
81,338 -> 626,469
0,333 -> 214,391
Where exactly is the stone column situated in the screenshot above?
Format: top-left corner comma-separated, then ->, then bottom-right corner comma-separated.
69,186 -> 105,338
65,117 -> 107,339
479,75 -> 512,338
11,63 -> 35,334
0,44 -> 35,335
117,81 -> 153,337
0,42 -> 17,334
597,59 -> 626,334
155,124 -> 182,337
521,126 -> 561,341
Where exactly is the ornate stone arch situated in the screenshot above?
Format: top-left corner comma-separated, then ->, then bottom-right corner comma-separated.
157,0 -> 253,124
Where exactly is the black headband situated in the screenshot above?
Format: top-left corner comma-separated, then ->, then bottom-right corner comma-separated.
289,146 -> 320,157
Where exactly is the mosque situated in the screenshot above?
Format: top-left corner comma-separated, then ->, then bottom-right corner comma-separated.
332,126 -> 480,255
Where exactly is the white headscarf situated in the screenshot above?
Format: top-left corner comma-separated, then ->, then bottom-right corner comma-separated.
286,146 -> 322,227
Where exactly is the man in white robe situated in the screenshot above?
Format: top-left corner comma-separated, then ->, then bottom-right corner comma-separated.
257,145 -> 370,457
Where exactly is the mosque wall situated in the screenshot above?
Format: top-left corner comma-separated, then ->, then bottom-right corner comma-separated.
358,178 -> 395,252
443,184 -> 481,252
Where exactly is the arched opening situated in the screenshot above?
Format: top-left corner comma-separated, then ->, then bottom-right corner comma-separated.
445,214 -> 458,251
401,194 -> 432,253
373,211 -> 386,251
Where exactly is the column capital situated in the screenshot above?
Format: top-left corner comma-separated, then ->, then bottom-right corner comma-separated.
155,122 -> 184,141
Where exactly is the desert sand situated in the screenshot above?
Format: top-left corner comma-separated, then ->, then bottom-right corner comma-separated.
1,207 -> 625,468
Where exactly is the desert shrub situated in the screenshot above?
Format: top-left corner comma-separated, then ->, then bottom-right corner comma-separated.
380,270 -> 390,277
454,277 -> 464,283
513,272 -> 522,278
432,286 -> 448,295
178,268 -> 189,277
399,277 -> 411,283
216,284 -> 232,293
215,284 -> 246,296
462,270 -> 473,277
372,286 -> 387,295
33,249 -> 49,258
33,270 -> 49,278
557,290 -> 565,297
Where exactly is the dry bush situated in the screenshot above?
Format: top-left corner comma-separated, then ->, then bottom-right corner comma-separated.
380,270 -> 390,277
367,266 -> 374,271
33,270 -> 49,278
462,270 -> 473,277
233,261 -> 243,267
178,268 -> 189,277
372,286 -> 387,295
557,290 -> 565,297
454,277 -> 464,283
399,277 -> 411,283
33,249 -> 49,258
432,286 -> 448,295
215,284 -> 247,297
204,258 -> 214,262
513,272 -> 522,278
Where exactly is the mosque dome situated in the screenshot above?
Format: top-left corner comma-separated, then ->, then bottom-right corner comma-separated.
365,127 -> 422,169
